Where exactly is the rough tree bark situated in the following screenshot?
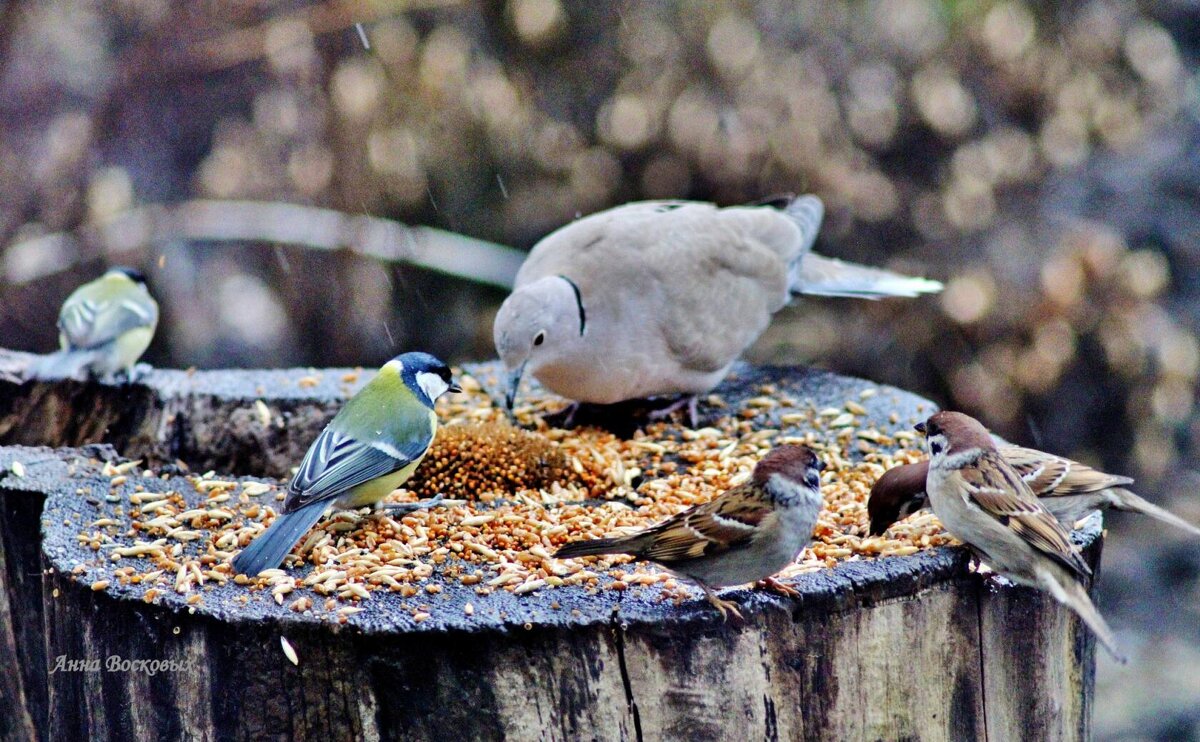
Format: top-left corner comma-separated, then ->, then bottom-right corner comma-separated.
0,354 -> 1102,741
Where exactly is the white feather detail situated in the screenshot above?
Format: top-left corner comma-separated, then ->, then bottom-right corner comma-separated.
416,371 -> 448,402
371,440 -> 407,461
941,447 -> 984,471
709,512 -> 757,531
119,299 -> 153,322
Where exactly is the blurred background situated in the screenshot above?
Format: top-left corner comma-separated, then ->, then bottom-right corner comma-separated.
0,0 -> 1197,736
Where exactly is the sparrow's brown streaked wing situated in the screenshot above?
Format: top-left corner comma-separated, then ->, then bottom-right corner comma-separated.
638,484 -> 774,562
958,453 -> 1092,578
1002,445 -> 1134,497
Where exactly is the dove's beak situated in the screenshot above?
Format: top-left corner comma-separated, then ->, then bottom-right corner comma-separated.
505,362 -> 527,410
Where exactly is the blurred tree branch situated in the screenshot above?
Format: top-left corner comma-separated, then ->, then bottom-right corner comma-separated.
2,199 -> 525,289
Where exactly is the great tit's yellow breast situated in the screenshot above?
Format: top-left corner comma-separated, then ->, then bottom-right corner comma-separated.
336,454 -> 426,509
111,327 -> 154,368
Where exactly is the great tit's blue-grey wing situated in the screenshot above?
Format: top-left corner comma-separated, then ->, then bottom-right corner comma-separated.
282,426 -> 430,511
59,293 -> 158,350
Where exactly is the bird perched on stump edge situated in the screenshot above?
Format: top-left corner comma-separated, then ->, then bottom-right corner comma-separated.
26,266 -> 158,382
916,411 -> 1127,663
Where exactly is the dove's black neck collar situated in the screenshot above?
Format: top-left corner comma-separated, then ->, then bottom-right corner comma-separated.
557,275 -> 586,336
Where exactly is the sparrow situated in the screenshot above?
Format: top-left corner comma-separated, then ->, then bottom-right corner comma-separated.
27,266 -> 158,381
868,447 -> 1200,538
917,411 -> 1126,662
494,195 -> 941,412
554,445 -> 825,620
232,352 -> 461,575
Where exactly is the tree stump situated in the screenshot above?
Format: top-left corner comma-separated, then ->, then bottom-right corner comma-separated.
0,353 -> 1102,741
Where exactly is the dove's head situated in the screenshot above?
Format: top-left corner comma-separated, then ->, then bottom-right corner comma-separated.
493,276 -> 586,409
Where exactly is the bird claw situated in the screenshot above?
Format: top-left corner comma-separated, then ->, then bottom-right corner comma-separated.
103,364 -> 150,385
700,584 -> 743,622
646,395 -> 700,428
375,493 -> 448,517
541,402 -> 581,429
759,576 -> 800,598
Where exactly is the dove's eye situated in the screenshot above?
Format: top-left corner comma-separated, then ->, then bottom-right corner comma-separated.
533,331 -> 545,347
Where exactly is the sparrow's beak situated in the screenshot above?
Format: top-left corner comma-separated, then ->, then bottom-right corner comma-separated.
448,380 -> 463,395
505,362 -> 527,410
914,421 -> 927,435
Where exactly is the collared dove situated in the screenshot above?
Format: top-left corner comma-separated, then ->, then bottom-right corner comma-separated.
493,195 -> 941,411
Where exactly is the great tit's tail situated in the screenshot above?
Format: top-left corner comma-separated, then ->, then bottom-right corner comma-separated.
1038,565 -> 1127,664
1107,487 -> 1200,538
25,349 -> 99,381
231,503 -> 327,576
791,253 -> 944,299
555,534 -> 650,560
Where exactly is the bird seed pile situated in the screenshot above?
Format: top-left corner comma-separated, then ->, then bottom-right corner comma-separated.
63,370 -> 953,621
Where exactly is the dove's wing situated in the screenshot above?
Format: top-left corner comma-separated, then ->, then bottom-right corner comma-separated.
516,200 -> 807,374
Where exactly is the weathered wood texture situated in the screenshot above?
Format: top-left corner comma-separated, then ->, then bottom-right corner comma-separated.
0,359 -> 1103,741
0,349 -> 357,479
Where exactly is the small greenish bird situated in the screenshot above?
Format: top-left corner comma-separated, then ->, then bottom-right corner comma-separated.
231,352 -> 461,576
27,266 -> 158,381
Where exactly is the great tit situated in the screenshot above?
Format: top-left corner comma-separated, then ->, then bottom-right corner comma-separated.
231,351 -> 462,576
27,266 -> 159,381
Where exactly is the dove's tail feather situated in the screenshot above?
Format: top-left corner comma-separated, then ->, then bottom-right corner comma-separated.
1039,566 -> 1127,664
555,535 -> 647,560
25,349 -> 99,381
791,253 -> 944,299
1108,488 -> 1200,538
231,503 -> 327,576
783,194 -> 825,254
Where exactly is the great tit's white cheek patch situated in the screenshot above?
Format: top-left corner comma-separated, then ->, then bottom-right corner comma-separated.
417,371 -> 449,401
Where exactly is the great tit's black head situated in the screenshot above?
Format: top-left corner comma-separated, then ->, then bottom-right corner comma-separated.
394,351 -> 462,404
109,266 -> 148,285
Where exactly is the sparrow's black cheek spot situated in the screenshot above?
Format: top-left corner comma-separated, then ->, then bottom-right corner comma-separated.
806,473 -> 820,489
930,441 -> 943,455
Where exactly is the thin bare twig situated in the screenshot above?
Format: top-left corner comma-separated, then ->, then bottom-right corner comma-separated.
2,199 -> 525,290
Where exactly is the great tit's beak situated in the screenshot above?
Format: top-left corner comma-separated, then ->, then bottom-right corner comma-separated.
448,380 -> 463,395
505,362 -> 527,410
914,421 -> 927,435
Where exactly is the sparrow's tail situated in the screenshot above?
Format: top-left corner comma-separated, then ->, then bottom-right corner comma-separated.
1038,566 -> 1127,664
1107,488 -> 1200,538
25,348 -> 99,381
555,535 -> 645,560
791,254 -> 944,299
231,503 -> 327,576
